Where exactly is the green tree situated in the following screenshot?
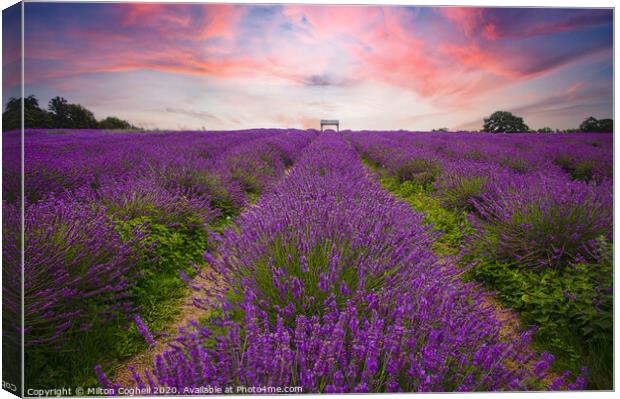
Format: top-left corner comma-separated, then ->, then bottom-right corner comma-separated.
599,119 -> 613,132
66,104 -> 98,128
48,97 -> 98,128
537,127 -> 553,133
24,95 -> 53,128
4,94 -> 135,131
98,116 -> 134,130
2,95 -> 53,131
2,97 -> 21,131
482,111 -> 529,133
579,116 -> 613,132
48,96 -> 71,128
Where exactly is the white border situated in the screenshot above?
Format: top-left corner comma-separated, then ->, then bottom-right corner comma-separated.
0,1 -> 616,399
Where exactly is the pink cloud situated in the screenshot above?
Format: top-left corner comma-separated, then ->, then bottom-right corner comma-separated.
439,7 -> 611,41
439,7 -> 486,37
22,3 -> 612,115
120,3 -> 243,40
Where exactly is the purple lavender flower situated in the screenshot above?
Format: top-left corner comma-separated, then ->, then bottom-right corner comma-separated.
134,315 -> 156,347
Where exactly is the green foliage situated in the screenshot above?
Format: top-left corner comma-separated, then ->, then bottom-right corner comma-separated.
174,171 -> 239,218
572,161 -> 599,182
229,156 -> 275,194
48,96 -> 70,127
537,127 -> 554,133
103,195 -> 206,231
2,94 -> 134,131
66,104 -> 98,128
98,116 -> 135,130
464,150 -> 485,161
48,97 -> 99,129
228,237 -> 369,328
27,215 -> 210,389
482,111 -> 529,133
436,176 -> 488,213
469,238 -> 613,389
473,198 -> 609,271
367,155 -> 612,389
26,318 -> 131,388
2,95 -> 54,131
499,156 -> 530,173
394,158 -> 442,188
579,116 -> 613,133
376,172 -> 472,254
554,155 -> 602,182
554,154 -> 575,174
116,216 -> 209,276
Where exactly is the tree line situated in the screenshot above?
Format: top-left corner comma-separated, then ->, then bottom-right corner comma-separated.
3,97 -> 613,134
2,95 -> 136,131
480,111 -> 613,133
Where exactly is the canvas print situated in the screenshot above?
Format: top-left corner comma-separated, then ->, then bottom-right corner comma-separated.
1,1 -> 614,396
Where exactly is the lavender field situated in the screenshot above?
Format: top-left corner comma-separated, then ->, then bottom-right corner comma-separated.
3,129 -> 612,392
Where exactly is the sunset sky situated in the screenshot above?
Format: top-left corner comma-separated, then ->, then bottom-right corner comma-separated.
3,2 -> 614,130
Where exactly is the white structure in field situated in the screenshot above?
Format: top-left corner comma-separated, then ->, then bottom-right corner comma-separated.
320,119 -> 339,132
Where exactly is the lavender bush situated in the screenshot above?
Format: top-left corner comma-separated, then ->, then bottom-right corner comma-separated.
16,194 -> 135,349
469,175 -> 612,270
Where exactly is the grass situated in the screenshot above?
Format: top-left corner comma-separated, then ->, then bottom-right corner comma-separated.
25,217 -> 210,389
363,159 -> 472,255
24,163 -> 277,389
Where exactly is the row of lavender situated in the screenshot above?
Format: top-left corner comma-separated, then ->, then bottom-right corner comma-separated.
102,132 -> 583,392
2,128 -> 316,387
5,128 -> 315,208
346,131 -> 612,388
348,131 -> 612,269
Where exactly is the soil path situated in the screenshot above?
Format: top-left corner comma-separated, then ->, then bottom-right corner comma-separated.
361,161 -> 558,386
111,267 -> 222,387
112,154 -> 553,388
111,167 -> 293,387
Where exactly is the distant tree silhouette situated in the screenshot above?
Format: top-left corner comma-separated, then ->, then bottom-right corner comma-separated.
98,116 -> 134,130
579,116 -> 613,132
537,127 -> 553,133
48,96 -> 72,128
482,111 -> 529,133
2,94 -> 134,131
579,117 -> 599,132
2,97 -> 21,130
48,97 -> 97,128
2,95 -> 53,130
599,119 -> 613,132
66,103 -> 98,128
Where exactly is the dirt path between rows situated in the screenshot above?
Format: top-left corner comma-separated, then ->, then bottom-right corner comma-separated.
111,168 -> 294,387
361,160 -> 558,387
112,157 -> 554,388
111,267 -> 222,387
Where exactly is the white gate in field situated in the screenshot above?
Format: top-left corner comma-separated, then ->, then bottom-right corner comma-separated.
320,119 -> 339,132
